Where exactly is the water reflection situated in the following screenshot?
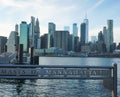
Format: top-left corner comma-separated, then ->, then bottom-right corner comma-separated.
15,79 -> 25,95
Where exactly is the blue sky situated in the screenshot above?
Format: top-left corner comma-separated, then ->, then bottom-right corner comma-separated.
0,0 -> 120,43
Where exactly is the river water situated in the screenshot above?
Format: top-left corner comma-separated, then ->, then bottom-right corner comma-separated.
0,57 -> 120,97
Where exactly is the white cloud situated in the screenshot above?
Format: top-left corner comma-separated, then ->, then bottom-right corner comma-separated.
0,23 -> 15,37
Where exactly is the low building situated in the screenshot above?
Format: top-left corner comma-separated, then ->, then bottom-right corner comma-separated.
34,47 -> 64,56
81,44 -> 91,52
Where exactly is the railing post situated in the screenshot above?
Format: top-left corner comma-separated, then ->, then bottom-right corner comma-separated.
112,64 -> 117,97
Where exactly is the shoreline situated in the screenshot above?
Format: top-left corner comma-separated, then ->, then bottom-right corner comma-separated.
39,55 -> 120,58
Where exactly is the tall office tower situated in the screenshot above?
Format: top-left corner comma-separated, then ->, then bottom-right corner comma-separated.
34,18 -> 40,49
97,31 -> 105,53
15,24 -> 19,32
103,26 -> 107,45
80,23 -> 86,45
98,31 -> 104,42
106,20 -> 113,52
20,21 -> 28,53
48,22 -> 56,48
72,23 -> 78,51
73,23 -> 78,37
84,18 -> 89,43
29,16 -> 35,48
64,26 -> 70,32
54,31 -> 69,51
0,36 -> 7,54
48,22 -> 56,35
6,31 -> 18,53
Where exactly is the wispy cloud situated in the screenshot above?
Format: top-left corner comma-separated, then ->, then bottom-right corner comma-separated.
87,0 -> 105,14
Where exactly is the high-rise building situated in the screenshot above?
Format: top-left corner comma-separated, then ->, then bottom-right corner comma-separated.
15,24 -> 19,32
72,23 -> 78,51
48,22 -> 56,35
97,31 -> 106,53
6,31 -> 18,53
20,21 -> 28,53
48,22 -> 56,48
34,18 -> 40,49
103,26 -> 107,44
0,36 -> 7,54
54,31 -> 69,51
84,18 -> 89,43
29,16 -> 35,48
106,20 -> 113,52
98,31 -> 104,42
73,23 -> 78,37
80,23 -> 86,44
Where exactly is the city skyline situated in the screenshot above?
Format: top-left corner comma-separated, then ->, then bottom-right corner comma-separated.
0,0 -> 120,43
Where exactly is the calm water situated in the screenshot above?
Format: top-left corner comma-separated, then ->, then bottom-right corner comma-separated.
0,57 -> 120,97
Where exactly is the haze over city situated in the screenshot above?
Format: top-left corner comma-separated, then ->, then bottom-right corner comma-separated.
0,0 -> 120,43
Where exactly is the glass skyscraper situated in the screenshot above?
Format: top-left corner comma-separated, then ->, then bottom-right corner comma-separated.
20,21 -> 28,53
106,20 -> 113,52
73,23 -> 78,37
80,23 -> 86,44
84,18 -> 89,43
48,22 -> 56,48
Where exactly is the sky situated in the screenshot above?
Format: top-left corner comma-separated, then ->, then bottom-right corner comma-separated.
0,0 -> 120,44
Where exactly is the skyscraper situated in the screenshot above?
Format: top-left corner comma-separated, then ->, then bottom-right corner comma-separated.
28,16 -> 40,49
84,18 -> 89,43
48,22 -> 56,48
29,16 -> 35,48
72,23 -> 78,51
80,23 -> 86,44
54,31 -> 69,51
15,24 -> 19,32
73,23 -> 78,37
103,26 -> 107,44
20,21 -> 28,53
106,20 -> 113,52
34,18 -> 40,49
48,22 -> 56,35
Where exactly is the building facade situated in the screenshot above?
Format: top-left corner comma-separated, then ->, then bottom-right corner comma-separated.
84,18 -> 89,43
20,21 -> 28,53
0,36 -> 7,54
48,22 -> 56,48
73,23 -> 78,37
54,31 -> 69,52
80,23 -> 86,45
6,31 -> 18,53
106,20 -> 113,52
